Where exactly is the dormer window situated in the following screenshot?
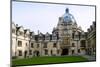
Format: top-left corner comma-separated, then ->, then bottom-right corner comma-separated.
52,33 -> 57,40
39,36 -> 43,40
19,31 -> 23,35
52,36 -> 57,40
45,32 -> 50,40
45,36 -> 50,40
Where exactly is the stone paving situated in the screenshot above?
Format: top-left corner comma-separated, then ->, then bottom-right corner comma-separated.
82,55 -> 96,61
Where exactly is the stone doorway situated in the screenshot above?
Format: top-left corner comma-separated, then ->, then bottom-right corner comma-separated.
34,51 -> 40,56
24,51 -> 27,58
61,48 -> 69,55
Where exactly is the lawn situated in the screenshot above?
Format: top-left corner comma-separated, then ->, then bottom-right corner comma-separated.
12,56 -> 88,66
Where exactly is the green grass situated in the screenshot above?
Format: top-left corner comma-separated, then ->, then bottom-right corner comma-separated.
12,56 -> 88,66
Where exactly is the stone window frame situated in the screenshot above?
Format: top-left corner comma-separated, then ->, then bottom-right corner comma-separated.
72,43 -> 75,47
31,43 -> 34,48
18,40 -> 22,47
29,50 -> 32,55
45,36 -> 50,40
53,43 -> 57,47
18,50 -> 22,56
37,44 -> 39,48
43,42 -> 47,48
44,49 -> 48,55
26,43 -> 27,46
80,40 -> 86,47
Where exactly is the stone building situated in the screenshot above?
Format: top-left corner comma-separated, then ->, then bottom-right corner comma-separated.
86,21 -> 96,55
12,8 -> 95,58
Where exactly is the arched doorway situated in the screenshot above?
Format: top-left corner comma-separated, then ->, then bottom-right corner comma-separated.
36,51 -> 39,56
61,48 -> 69,55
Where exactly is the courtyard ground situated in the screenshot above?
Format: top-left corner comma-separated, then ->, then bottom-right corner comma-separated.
82,55 -> 96,61
12,56 -> 89,66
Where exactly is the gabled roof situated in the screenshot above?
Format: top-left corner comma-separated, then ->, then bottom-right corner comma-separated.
45,32 -> 50,36
12,22 -> 16,29
24,29 -> 30,34
16,26 -> 24,32
30,31 -> 34,36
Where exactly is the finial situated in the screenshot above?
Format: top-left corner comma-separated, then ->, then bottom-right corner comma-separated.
65,8 -> 69,13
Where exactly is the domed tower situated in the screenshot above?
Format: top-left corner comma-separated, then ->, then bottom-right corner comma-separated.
63,8 -> 76,23
56,8 -> 77,55
57,8 -> 76,37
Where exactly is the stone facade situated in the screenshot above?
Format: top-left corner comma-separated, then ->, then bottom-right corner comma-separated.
12,8 -> 96,58
86,21 -> 96,55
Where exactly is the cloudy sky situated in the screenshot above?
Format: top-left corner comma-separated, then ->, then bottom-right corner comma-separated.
12,1 -> 95,34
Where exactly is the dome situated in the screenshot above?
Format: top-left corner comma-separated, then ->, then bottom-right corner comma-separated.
62,8 -> 76,23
